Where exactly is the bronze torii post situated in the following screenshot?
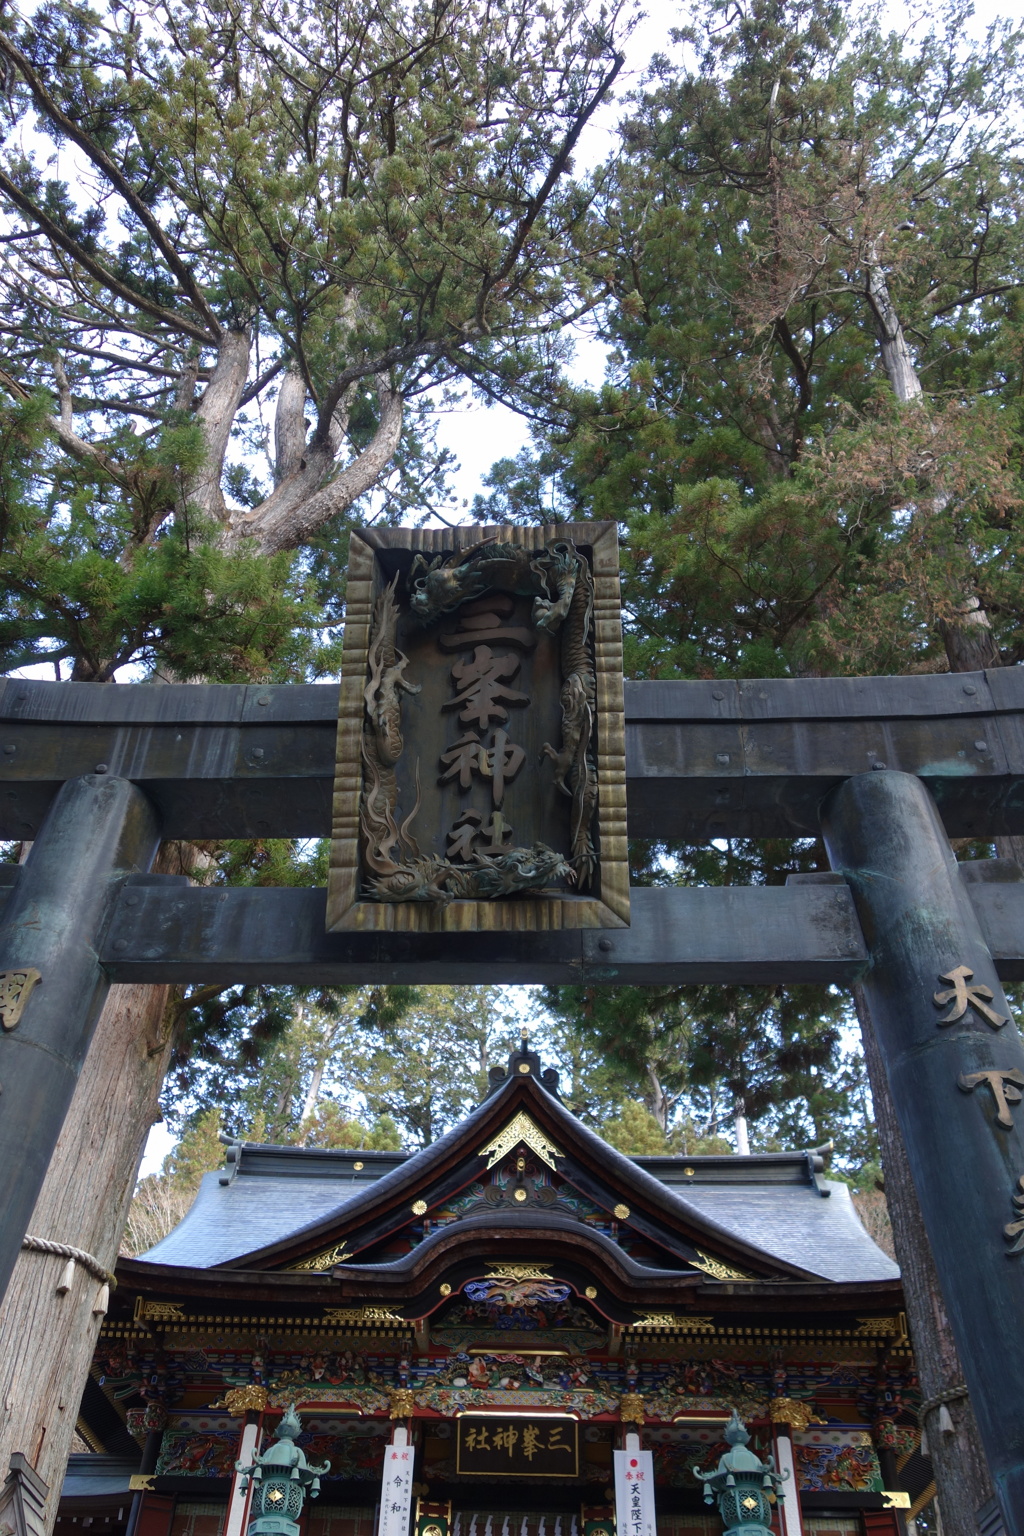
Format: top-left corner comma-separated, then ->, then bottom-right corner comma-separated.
822,770 -> 1024,1530
0,773 -> 159,1299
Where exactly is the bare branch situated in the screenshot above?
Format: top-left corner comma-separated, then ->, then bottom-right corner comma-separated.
231,380 -> 403,553
190,328 -> 252,516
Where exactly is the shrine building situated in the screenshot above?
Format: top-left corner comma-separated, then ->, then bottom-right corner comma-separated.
63,1040 -> 933,1536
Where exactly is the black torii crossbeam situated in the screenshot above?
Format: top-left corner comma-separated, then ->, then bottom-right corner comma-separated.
5,668 -> 1024,1532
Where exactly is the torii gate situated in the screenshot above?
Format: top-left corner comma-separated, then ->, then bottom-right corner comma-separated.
4,528 -> 1024,1531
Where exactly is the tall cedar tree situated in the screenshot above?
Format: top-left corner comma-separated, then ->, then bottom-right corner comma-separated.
0,0 -> 628,1516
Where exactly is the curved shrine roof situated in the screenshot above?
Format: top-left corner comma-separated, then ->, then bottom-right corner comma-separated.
139,1055 -> 897,1288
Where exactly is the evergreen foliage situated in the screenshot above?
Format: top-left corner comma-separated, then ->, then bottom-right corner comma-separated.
468,0 -> 1024,1190
0,397 -> 334,680
0,0 -> 630,683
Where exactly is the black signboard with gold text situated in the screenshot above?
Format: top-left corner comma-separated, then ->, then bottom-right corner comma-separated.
455,1415 -> 579,1478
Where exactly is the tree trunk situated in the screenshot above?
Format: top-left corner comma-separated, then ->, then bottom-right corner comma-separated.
939,597 -> 1001,676
230,379 -> 403,554
190,327 -> 252,518
733,1096 -> 750,1156
646,1064 -> 669,1130
0,972 -> 173,1531
865,250 -> 924,407
937,633 -> 1023,867
298,1058 -> 326,1129
864,258 -> 1002,678
274,368 -> 309,484
854,984 -> 994,1534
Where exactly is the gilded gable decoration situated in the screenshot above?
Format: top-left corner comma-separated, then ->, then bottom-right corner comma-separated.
627,1312 -> 715,1334
212,1385 -> 270,1416
484,1265 -> 554,1282
322,1305 -> 407,1327
854,1313 -> 909,1344
691,1249 -> 759,1281
286,1242 -> 351,1272
768,1398 -> 826,1430
133,1298 -> 185,1323
479,1111 -> 564,1171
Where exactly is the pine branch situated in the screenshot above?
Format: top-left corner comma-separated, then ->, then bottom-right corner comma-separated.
0,31 -> 223,340
0,167 -> 215,346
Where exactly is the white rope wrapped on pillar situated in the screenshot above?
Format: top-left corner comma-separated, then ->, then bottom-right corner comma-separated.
20,1232 -> 116,1313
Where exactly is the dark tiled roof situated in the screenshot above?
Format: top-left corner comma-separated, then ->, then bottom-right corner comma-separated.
139,1080 -> 896,1284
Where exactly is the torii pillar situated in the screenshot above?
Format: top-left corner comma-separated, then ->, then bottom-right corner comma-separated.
822,770 -> 1024,1536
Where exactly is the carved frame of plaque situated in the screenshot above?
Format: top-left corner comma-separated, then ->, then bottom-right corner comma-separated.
327,523 -> 628,932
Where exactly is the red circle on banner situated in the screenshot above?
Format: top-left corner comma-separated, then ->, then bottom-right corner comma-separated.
630,1459 -> 638,1468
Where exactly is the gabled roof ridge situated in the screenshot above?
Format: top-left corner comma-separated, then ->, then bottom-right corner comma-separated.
232,1142 -> 408,1158
218,1072 -> 527,1268
214,1073 -> 819,1280
221,1141 -> 818,1172
131,1069 -> 898,1284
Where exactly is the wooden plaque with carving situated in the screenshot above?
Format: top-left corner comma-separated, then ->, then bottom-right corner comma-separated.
326,523 -> 629,932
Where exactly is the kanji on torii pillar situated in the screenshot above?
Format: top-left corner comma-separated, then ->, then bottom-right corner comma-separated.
822,769 -> 1024,1528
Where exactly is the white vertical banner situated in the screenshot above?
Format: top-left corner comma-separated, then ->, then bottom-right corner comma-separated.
771,1430 -> 803,1536
225,1420 -> 261,1536
378,1426 -> 415,1536
614,1442 -> 656,1536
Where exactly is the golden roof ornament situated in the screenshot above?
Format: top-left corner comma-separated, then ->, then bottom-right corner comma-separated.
479,1111 -> 564,1171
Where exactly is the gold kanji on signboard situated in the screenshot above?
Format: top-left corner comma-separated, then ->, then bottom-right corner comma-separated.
328,524 -> 629,932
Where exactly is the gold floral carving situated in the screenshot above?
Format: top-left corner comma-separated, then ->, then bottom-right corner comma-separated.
133,1298 -> 185,1323
322,1305 -> 407,1327
854,1314 -> 909,1344
769,1398 -> 825,1430
619,1393 -> 645,1424
213,1385 -> 270,1416
479,1111 -> 564,1171
286,1242 -> 351,1272
691,1249 -> 758,1282
628,1312 -> 715,1334
485,1265 -> 554,1282
0,968 -> 41,1030
388,1389 -> 417,1419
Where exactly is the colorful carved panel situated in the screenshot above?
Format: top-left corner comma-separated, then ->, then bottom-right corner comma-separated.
157,1417 -> 239,1477
297,1419 -> 390,1480
793,1428 -> 883,1493
646,1424 -> 773,1489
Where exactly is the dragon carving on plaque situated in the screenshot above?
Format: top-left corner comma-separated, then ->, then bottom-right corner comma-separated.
327,522 -> 627,932
360,538 -> 596,905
